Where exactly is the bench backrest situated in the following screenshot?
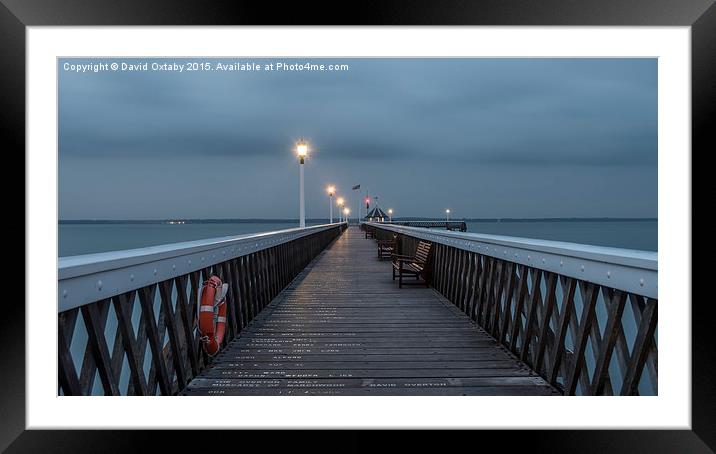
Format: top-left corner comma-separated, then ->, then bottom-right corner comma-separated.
414,241 -> 432,263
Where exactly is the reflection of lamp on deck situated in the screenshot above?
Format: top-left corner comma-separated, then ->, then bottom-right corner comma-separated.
327,185 -> 335,223
337,197 -> 345,223
296,139 -> 309,228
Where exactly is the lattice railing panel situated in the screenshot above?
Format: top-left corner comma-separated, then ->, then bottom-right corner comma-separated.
59,225 -> 345,395
366,223 -> 658,396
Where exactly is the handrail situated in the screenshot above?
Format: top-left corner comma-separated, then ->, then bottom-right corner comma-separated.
366,222 -> 657,298
59,223 -> 346,312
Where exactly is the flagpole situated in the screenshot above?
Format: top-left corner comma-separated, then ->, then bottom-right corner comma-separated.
351,184 -> 361,228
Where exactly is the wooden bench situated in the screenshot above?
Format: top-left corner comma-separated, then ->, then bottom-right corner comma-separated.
377,235 -> 397,260
392,241 -> 432,288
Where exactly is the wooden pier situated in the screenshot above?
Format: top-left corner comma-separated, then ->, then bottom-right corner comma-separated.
182,227 -> 558,396
58,221 -> 657,396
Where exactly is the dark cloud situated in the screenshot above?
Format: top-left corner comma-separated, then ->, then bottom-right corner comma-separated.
58,58 -> 657,219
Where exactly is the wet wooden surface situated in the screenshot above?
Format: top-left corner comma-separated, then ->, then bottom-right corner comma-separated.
183,226 -> 559,396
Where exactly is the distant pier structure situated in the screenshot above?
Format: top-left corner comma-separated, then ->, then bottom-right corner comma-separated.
365,207 -> 390,222
364,208 -> 467,231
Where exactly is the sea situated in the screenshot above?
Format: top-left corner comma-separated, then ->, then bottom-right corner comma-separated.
59,219 -> 657,257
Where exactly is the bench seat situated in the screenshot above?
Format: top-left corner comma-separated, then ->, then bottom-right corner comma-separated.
391,241 -> 433,288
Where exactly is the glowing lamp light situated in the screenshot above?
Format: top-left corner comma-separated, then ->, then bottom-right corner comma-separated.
327,185 -> 335,196
388,209 -> 393,214
296,141 -> 308,156
296,139 -> 308,164
344,208 -> 350,215
337,197 -> 345,206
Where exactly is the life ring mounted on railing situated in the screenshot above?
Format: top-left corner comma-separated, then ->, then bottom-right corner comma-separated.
197,275 -> 229,356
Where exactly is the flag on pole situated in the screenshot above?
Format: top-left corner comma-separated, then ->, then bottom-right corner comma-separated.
352,184 -> 360,190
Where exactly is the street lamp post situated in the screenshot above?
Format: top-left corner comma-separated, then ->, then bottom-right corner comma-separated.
388,208 -> 393,223
327,185 -> 335,223
344,207 -> 350,225
296,139 -> 308,228
446,209 -> 451,223
337,197 -> 345,223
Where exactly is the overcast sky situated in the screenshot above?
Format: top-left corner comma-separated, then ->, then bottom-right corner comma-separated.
59,58 -> 657,220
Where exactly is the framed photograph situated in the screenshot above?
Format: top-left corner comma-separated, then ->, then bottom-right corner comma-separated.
9,0 -> 712,451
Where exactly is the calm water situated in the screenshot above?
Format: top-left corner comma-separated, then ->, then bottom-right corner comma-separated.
59,220 -> 657,257
465,221 -> 657,251
59,222 -> 322,256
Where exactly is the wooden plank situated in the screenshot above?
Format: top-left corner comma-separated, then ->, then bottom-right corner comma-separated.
564,282 -> 599,395
237,256 -> 252,326
174,275 -> 199,378
508,265 -> 530,353
489,260 -> 508,338
590,289 -> 627,395
112,292 -> 149,395
158,280 -> 187,390
81,301 -> 120,396
533,272 -> 558,374
620,298 -> 657,395
78,298 -> 111,395
628,294 -> 658,394
498,262 -> 516,345
58,310 -> 82,396
183,386 -> 557,396
138,285 -> 172,396
520,268 -> 545,365
547,277 -> 577,385
203,368 -> 536,379
188,376 -> 552,389
219,261 -> 238,343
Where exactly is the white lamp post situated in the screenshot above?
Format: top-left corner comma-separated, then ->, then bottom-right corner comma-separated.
344,207 -> 350,225
337,197 -> 345,223
446,209 -> 450,223
296,139 -> 308,228
388,208 -> 393,223
327,185 -> 335,223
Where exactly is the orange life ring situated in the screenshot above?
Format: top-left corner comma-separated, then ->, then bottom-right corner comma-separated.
198,275 -> 228,356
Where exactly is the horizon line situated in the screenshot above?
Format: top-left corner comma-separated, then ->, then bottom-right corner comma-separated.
59,216 -> 658,223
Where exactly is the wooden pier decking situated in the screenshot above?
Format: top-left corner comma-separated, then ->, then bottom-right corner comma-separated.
182,227 -> 559,396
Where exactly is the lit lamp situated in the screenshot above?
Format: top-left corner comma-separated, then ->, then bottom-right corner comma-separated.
388,208 -> 393,223
327,185 -> 335,223
337,197 -> 345,222
296,139 -> 308,228
446,209 -> 451,223
343,207 -> 350,224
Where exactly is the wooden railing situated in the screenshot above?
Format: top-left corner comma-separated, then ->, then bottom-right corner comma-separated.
58,223 -> 347,395
365,222 -> 658,396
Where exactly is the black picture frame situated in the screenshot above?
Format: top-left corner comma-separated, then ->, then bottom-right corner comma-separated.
6,0 -> 713,451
